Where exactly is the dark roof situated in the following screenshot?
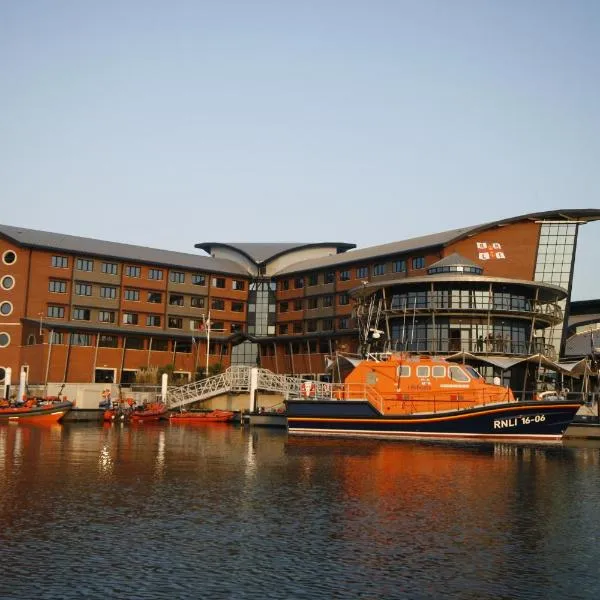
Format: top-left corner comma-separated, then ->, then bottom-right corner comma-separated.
274,208 -> 600,275
0,224 -> 247,275
195,242 -> 356,265
565,330 -> 600,358
428,253 -> 481,270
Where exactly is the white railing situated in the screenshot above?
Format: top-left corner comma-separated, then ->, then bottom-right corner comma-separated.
166,366 -> 333,409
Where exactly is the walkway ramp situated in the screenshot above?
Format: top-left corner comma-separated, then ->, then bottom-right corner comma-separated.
166,366 -> 332,410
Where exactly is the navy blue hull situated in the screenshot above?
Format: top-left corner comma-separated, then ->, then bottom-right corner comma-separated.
285,399 -> 581,441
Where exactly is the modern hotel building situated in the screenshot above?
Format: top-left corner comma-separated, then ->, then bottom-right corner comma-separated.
1,209 -> 598,391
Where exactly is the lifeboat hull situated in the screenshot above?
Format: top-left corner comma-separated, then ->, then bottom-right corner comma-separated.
0,402 -> 72,424
170,410 -> 235,423
285,399 -> 581,442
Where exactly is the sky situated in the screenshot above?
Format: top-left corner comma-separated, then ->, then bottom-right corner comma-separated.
0,0 -> 598,299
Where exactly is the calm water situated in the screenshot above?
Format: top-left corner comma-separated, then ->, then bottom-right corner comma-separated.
1,422 -> 599,600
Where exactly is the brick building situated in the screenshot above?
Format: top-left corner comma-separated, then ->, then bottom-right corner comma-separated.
1,209 -> 598,389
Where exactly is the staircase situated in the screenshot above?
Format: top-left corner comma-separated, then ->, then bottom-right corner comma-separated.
166,366 -> 333,410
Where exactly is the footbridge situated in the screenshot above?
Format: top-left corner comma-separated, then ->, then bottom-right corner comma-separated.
166,366 -> 333,410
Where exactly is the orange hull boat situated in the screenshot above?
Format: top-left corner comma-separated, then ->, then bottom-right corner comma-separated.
104,402 -> 168,423
0,401 -> 72,424
170,409 -> 235,423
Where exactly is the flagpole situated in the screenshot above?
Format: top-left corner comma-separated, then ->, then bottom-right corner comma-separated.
205,311 -> 211,378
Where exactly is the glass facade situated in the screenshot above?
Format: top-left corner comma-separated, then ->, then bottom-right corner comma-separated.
534,222 -> 578,355
232,280 -> 276,366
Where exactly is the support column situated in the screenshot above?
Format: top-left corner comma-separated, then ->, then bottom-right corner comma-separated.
249,367 -> 258,413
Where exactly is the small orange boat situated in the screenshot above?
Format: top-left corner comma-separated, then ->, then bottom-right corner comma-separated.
104,402 -> 168,423
170,409 -> 235,423
0,399 -> 72,424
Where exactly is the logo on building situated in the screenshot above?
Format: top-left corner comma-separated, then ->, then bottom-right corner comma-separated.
476,242 -> 505,260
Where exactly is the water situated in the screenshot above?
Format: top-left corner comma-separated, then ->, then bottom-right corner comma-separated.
1,422 -> 599,600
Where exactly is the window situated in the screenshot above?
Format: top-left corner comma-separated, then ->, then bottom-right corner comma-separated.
398,365 -> 411,378
281,280 -> 289,291
416,366 -> 430,378
323,295 -> 333,308
294,300 -> 303,311
432,366 -> 446,378
52,256 -> 68,268
231,323 -> 243,333
98,311 -> 115,323
50,332 -> 64,344
357,267 -> 368,279
100,286 -> 117,299
2,251 -> 17,265
449,365 -> 469,382
412,257 -> 425,270
280,301 -> 289,313
47,306 -> 65,318
233,280 -> 245,290
125,337 -> 144,350
148,292 -> 162,303
231,301 -> 244,312
170,271 -> 185,284
192,274 -> 206,286
307,320 -> 318,332
168,316 -> 183,329
190,319 -> 203,331
1,275 -> 15,290
322,318 -> 334,331
99,335 -> 118,348
339,317 -> 350,329
169,294 -> 184,306
122,312 -> 138,325
101,262 -> 118,275
191,296 -> 205,308
72,308 -> 91,321
148,268 -> 163,280
340,270 -> 351,281
279,324 -> 288,335
307,297 -> 318,310
393,260 -> 406,273
212,277 -> 225,288
49,280 -> 67,293
211,298 -> 225,311
70,333 -> 92,346
0,302 -> 12,316
126,265 -> 141,277
211,321 -> 224,332
294,277 -> 304,289
338,293 -> 350,306
75,282 -> 92,296
152,339 -> 168,351
76,258 -> 93,271
293,322 -> 303,333
373,264 -> 386,276
325,271 -> 335,284
146,315 -> 161,327
124,289 -> 140,301
308,273 -> 318,286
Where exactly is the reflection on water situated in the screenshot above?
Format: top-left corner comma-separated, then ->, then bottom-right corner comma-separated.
1,423 -> 600,599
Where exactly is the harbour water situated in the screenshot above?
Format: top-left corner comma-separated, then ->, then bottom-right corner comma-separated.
1,423 -> 600,600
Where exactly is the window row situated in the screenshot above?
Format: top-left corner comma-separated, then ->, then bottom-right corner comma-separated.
279,257 -> 424,290
278,317 -> 352,335
45,332 -> 229,353
279,293 -> 351,312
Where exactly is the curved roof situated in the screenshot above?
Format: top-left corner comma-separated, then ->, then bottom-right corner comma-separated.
195,242 -> 356,265
274,208 -> 600,275
428,253 -> 482,271
0,224 -> 247,275
350,275 -> 569,302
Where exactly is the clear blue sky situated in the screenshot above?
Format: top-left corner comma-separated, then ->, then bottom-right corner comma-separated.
1,0 -> 598,299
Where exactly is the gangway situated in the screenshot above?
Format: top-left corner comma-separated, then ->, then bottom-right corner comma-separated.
166,366 -> 333,410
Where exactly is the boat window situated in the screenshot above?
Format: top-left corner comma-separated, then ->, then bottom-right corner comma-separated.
432,366 -> 446,378
449,365 -> 470,382
416,366 -> 430,378
398,365 -> 411,378
465,366 -> 482,379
